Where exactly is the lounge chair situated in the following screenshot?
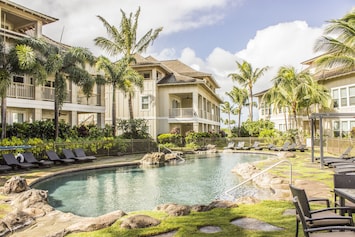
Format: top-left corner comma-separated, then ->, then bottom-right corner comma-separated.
296,144 -> 308,152
73,148 -> 96,161
62,148 -> 90,162
321,146 -> 353,165
289,184 -> 353,237
242,142 -> 253,150
0,163 -> 12,172
23,152 -> 54,167
250,141 -> 264,150
223,142 -> 235,150
233,141 -> 245,150
292,196 -> 355,237
271,141 -> 291,151
45,150 -> 75,164
2,153 -> 38,169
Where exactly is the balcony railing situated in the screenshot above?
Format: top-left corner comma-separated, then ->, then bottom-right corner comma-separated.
7,83 -> 34,99
169,108 -> 194,118
169,108 -> 219,122
42,87 -> 71,102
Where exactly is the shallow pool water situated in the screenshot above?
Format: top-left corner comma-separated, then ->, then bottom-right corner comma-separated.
32,152 -> 271,217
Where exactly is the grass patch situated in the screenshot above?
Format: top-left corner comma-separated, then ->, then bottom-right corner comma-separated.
67,201 -> 295,237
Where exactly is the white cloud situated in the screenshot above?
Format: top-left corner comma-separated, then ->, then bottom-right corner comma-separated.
13,0 -> 236,54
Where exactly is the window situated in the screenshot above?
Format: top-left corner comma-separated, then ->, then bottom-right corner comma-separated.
143,72 -> 151,79
12,113 -> 24,123
141,96 -> 149,110
332,89 -> 339,108
13,76 -> 24,83
341,88 -> 347,106
349,86 -> 355,106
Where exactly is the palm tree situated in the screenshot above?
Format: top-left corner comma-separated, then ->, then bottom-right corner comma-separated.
0,38 -> 47,139
94,7 -> 162,133
226,86 -> 248,136
264,66 -> 331,137
228,60 -> 269,121
221,101 -> 235,133
18,37 -> 96,140
314,8 -> 355,70
121,67 -> 144,120
96,56 -> 130,136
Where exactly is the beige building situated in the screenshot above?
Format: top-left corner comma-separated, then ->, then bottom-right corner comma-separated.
107,55 -> 223,139
256,56 -> 355,137
0,0 -> 105,127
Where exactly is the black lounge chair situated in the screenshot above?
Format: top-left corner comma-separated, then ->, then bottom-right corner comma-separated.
333,174 -> 355,210
296,144 -> 308,152
249,141 -> 264,150
23,152 -> 54,167
292,196 -> 355,237
62,148 -> 90,162
289,184 -> 353,237
271,141 -> 291,151
45,150 -> 75,164
73,148 -> 96,161
2,153 -> 38,169
0,163 -> 12,172
321,146 -> 353,165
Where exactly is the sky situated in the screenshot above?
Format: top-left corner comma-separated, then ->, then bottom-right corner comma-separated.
12,0 -> 355,122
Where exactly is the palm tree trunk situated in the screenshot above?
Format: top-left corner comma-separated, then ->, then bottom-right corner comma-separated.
1,96 -> 6,139
112,85 -> 117,137
249,89 -> 253,121
54,94 -> 59,140
238,110 -> 242,137
128,93 -> 134,120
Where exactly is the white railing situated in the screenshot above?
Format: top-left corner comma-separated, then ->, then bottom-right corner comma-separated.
42,87 -> 71,102
169,108 -> 194,118
158,146 -> 185,162
219,160 -> 292,201
7,83 -> 34,99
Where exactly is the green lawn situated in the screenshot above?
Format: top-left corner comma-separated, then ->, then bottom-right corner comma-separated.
67,201 -> 296,237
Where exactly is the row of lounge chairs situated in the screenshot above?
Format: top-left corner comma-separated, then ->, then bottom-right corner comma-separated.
223,141 -> 307,152
0,148 -> 96,172
320,146 -> 355,174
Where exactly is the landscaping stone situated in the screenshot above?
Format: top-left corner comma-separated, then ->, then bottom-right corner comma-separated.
2,176 -> 29,194
140,152 -> 166,165
155,203 -> 191,216
199,225 -> 222,233
231,218 -> 284,231
120,214 -> 160,229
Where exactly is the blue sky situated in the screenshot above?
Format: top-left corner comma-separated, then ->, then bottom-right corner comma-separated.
12,0 -> 355,122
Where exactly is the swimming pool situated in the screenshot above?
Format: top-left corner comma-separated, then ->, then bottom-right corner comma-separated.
32,152 -> 272,217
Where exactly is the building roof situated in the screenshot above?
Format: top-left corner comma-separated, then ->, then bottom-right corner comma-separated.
0,0 -> 58,25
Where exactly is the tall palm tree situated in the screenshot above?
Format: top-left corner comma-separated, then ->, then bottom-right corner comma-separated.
221,101 -> 235,133
228,60 -> 269,121
96,56 -> 131,136
121,67 -> 144,120
94,7 -> 162,133
0,38 -> 47,139
18,37 -> 96,140
226,86 -> 248,136
314,8 -> 355,70
264,66 -> 331,135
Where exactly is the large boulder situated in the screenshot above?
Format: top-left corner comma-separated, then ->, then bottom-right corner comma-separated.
155,203 -> 191,216
2,176 -> 29,194
11,189 -> 53,217
120,215 -> 160,229
140,152 -> 165,165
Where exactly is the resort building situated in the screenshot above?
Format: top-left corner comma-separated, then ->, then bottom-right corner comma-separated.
0,0 -> 105,128
255,56 -> 355,138
106,54 -> 223,139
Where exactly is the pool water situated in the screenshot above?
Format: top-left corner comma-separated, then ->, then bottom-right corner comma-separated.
32,153 -> 271,217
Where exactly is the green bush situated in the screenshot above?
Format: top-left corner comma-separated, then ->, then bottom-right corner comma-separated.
157,133 -> 183,147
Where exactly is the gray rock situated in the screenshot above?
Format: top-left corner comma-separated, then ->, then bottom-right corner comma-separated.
120,215 -> 160,229
155,203 -> 191,216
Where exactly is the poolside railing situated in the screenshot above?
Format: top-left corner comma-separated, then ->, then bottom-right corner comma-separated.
219,159 -> 292,201
158,146 -> 185,162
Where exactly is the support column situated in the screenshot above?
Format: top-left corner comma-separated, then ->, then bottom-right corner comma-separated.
33,108 -> 42,121
71,111 -> 78,126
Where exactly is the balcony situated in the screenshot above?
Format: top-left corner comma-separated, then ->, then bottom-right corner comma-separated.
7,83 -> 34,99
169,108 -> 195,118
42,87 -> 71,102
